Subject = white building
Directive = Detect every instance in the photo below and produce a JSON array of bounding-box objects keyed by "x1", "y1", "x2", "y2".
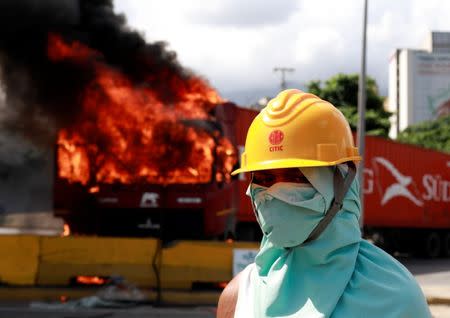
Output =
[{"x1": 388, "y1": 31, "x2": 450, "y2": 138}]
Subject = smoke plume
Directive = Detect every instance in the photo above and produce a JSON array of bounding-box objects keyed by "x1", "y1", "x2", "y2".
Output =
[{"x1": 0, "y1": 0, "x2": 190, "y2": 144}]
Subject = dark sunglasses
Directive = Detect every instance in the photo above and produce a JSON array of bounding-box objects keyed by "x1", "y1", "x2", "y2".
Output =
[{"x1": 252, "y1": 168, "x2": 310, "y2": 188}]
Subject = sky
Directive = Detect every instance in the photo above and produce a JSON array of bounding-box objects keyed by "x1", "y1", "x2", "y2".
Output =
[{"x1": 114, "y1": 0, "x2": 450, "y2": 105}]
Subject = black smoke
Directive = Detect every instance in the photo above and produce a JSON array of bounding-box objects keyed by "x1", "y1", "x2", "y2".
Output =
[{"x1": 0, "y1": 0, "x2": 188, "y2": 144}]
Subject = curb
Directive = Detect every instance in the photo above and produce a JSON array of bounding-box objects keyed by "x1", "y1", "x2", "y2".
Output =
[
  {"x1": 427, "y1": 297, "x2": 450, "y2": 306},
  {"x1": 422, "y1": 287, "x2": 450, "y2": 306}
]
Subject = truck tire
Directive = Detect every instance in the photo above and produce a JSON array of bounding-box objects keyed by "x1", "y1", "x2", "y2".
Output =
[
  {"x1": 418, "y1": 231, "x2": 441, "y2": 259},
  {"x1": 442, "y1": 232, "x2": 450, "y2": 258}
]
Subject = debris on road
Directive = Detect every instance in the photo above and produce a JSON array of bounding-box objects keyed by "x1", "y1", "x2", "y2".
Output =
[{"x1": 30, "y1": 276, "x2": 147, "y2": 310}]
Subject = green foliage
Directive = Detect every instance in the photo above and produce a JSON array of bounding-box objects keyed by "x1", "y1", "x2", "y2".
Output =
[
  {"x1": 306, "y1": 73, "x2": 391, "y2": 137},
  {"x1": 397, "y1": 115, "x2": 450, "y2": 153}
]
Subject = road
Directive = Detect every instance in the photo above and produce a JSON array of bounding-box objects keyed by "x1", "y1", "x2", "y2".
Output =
[
  {"x1": 401, "y1": 257, "x2": 450, "y2": 317},
  {"x1": 0, "y1": 301, "x2": 448, "y2": 317},
  {"x1": 0, "y1": 257, "x2": 449, "y2": 317},
  {"x1": 430, "y1": 305, "x2": 450, "y2": 317},
  {"x1": 0, "y1": 302, "x2": 448, "y2": 318},
  {"x1": 400, "y1": 256, "x2": 450, "y2": 303},
  {"x1": 0, "y1": 304, "x2": 216, "y2": 318}
]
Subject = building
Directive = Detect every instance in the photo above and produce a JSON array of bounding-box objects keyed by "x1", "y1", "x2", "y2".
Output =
[{"x1": 388, "y1": 31, "x2": 450, "y2": 138}]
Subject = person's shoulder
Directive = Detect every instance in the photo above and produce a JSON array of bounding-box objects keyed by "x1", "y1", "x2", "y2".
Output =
[{"x1": 217, "y1": 269, "x2": 245, "y2": 318}]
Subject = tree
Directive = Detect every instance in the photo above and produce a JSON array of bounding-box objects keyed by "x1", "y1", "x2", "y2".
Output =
[
  {"x1": 306, "y1": 73, "x2": 391, "y2": 137},
  {"x1": 397, "y1": 115, "x2": 450, "y2": 153}
]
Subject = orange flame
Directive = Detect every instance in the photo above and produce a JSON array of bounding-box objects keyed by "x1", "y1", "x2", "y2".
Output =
[
  {"x1": 48, "y1": 34, "x2": 236, "y2": 185},
  {"x1": 62, "y1": 223, "x2": 71, "y2": 237},
  {"x1": 76, "y1": 276, "x2": 107, "y2": 285},
  {"x1": 89, "y1": 186, "x2": 100, "y2": 193},
  {"x1": 48, "y1": 33, "x2": 100, "y2": 62}
]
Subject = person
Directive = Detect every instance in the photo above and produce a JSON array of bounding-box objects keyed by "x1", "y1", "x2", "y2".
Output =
[{"x1": 217, "y1": 89, "x2": 431, "y2": 318}]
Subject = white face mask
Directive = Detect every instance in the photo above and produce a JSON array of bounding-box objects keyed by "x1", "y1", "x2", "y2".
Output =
[{"x1": 248, "y1": 182, "x2": 328, "y2": 248}]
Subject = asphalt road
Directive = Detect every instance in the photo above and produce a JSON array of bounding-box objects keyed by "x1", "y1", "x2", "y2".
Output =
[
  {"x1": 0, "y1": 301, "x2": 449, "y2": 317},
  {"x1": 401, "y1": 257, "x2": 450, "y2": 284},
  {"x1": 400, "y1": 256, "x2": 450, "y2": 303},
  {"x1": 0, "y1": 304, "x2": 216, "y2": 318},
  {"x1": 1, "y1": 303, "x2": 449, "y2": 318},
  {"x1": 430, "y1": 305, "x2": 450, "y2": 317},
  {"x1": 0, "y1": 257, "x2": 449, "y2": 317}
]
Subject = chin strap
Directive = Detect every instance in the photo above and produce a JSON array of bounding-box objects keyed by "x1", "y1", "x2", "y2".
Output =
[
  {"x1": 249, "y1": 173, "x2": 263, "y2": 230},
  {"x1": 302, "y1": 161, "x2": 357, "y2": 244}
]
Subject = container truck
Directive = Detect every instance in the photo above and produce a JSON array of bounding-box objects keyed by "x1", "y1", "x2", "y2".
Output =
[{"x1": 54, "y1": 103, "x2": 450, "y2": 257}]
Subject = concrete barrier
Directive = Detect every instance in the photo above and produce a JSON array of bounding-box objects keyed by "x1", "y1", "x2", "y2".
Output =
[
  {"x1": 0, "y1": 235, "x2": 40, "y2": 285},
  {"x1": 161, "y1": 240, "x2": 258, "y2": 289},
  {"x1": 0, "y1": 235, "x2": 259, "y2": 292},
  {"x1": 37, "y1": 236, "x2": 158, "y2": 287},
  {"x1": 0, "y1": 235, "x2": 448, "y2": 306}
]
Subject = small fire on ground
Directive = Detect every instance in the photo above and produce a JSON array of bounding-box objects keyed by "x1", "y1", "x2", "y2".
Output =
[{"x1": 75, "y1": 276, "x2": 108, "y2": 286}]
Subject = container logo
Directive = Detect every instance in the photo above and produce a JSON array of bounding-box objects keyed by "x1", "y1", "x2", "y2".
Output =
[
  {"x1": 140, "y1": 192, "x2": 160, "y2": 208},
  {"x1": 269, "y1": 130, "x2": 284, "y2": 145},
  {"x1": 365, "y1": 156, "x2": 449, "y2": 204},
  {"x1": 372, "y1": 157, "x2": 424, "y2": 206}
]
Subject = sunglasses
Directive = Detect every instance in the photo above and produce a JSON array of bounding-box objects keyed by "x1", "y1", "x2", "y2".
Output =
[{"x1": 252, "y1": 168, "x2": 310, "y2": 188}]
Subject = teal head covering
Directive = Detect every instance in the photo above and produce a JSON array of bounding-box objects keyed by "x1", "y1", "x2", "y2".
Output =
[{"x1": 242, "y1": 165, "x2": 431, "y2": 318}]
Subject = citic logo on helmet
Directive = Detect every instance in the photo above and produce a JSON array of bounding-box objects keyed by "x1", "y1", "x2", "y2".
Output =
[{"x1": 269, "y1": 130, "x2": 284, "y2": 152}]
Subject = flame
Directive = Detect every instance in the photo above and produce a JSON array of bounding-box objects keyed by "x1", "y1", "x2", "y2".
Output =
[
  {"x1": 49, "y1": 34, "x2": 236, "y2": 185},
  {"x1": 62, "y1": 223, "x2": 71, "y2": 237},
  {"x1": 76, "y1": 276, "x2": 107, "y2": 285},
  {"x1": 89, "y1": 186, "x2": 100, "y2": 193},
  {"x1": 48, "y1": 33, "x2": 100, "y2": 62},
  {"x1": 215, "y1": 138, "x2": 237, "y2": 183}
]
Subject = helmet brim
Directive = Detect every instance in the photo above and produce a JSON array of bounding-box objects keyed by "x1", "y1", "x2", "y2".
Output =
[{"x1": 230, "y1": 156, "x2": 362, "y2": 175}]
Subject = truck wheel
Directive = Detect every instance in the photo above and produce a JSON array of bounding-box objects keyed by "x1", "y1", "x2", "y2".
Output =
[
  {"x1": 420, "y1": 232, "x2": 441, "y2": 259},
  {"x1": 442, "y1": 233, "x2": 450, "y2": 258}
]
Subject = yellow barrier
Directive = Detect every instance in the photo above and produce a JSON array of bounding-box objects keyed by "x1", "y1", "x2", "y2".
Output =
[
  {"x1": 0, "y1": 235, "x2": 259, "y2": 292},
  {"x1": 161, "y1": 240, "x2": 259, "y2": 289},
  {"x1": 37, "y1": 236, "x2": 158, "y2": 287},
  {"x1": 0, "y1": 235, "x2": 40, "y2": 285}
]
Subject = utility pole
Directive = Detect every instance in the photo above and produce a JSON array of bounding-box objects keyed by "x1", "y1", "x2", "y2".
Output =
[
  {"x1": 273, "y1": 67, "x2": 295, "y2": 91},
  {"x1": 357, "y1": 0, "x2": 368, "y2": 231}
]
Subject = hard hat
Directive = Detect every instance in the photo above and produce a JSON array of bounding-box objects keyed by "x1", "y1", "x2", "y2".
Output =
[{"x1": 231, "y1": 89, "x2": 361, "y2": 175}]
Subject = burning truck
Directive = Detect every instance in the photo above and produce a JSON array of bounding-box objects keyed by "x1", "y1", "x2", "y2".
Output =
[
  {"x1": 47, "y1": 29, "x2": 450, "y2": 258},
  {"x1": 48, "y1": 35, "x2": 239, "y2": 240},
  {"x1": 0, "y1": 0, "x2": 241, "y2": 240}
]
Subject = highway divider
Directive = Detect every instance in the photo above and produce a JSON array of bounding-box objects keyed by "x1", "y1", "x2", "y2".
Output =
[{"x1": 0, "y1": 235, "x2": 259, "y2": 290}]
